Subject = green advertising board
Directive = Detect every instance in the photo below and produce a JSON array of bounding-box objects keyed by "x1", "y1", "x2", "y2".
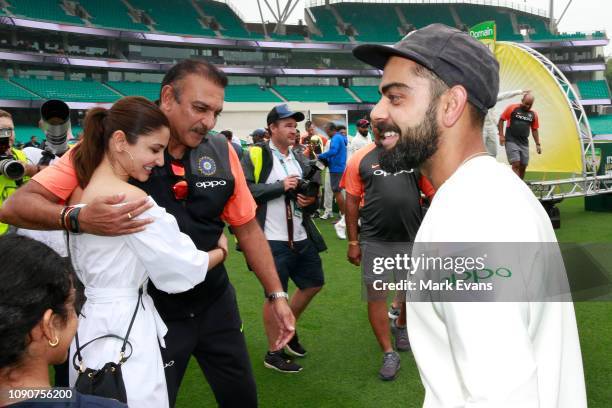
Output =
[{"x1": 469, "y1": 21, "x2": 496, "y2": 53}]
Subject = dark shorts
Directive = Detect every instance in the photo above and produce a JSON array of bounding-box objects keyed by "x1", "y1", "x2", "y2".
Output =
[
  {"x1": 329, "y1": 172, "x2": 343, "y2": 193},
  {"x1": 505, "y1": 140, "x2": 529, "y2": 166},
  {"x1": 361, "y1": 242, "x2": 410, "y2": 302},
  {"x1": 268, "y1": 239, "x2": 324, "y2": 292}
]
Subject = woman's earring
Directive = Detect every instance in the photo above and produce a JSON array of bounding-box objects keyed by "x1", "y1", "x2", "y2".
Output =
[
  {"x1": 121, "y1": 149, "x2": 136, "y2": 172},
  {"x1": 124, "y1": 149, "x2": 135, "y2": 163},
  {"x1": 48, "y1": 337, "x2": 60, "y2": 347}
]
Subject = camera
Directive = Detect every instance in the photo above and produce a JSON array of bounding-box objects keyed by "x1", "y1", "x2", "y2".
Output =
[
  {"x1": 286, "y1": 159, "x2": 326, "y2": 201},
  {"x1": 0, "y1": 131, "x2": 25, "y2": 180},
  {"x1": 40, "y1": 99, "x2": 70, "y2": 156}
]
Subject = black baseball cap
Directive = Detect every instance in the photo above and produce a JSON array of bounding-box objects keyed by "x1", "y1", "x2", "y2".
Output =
[
  {"x1": 353, "y1": 23, "x2": 499, "y2": 113},
  {"x1": 266, "y1": 104, "x2": 305, "y2": 126}
]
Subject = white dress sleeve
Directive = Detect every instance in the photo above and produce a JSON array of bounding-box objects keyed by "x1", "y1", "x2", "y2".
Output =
[{"x1": 123, "y1": 199, "x2": 209, "y2": 294}]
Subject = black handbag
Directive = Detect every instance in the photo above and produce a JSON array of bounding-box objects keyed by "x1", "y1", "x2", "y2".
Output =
[{"x1": 71, "y1": 287, "x2": 142, "y2": 403}]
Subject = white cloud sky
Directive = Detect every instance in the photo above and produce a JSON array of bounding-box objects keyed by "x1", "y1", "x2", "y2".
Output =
[{"x1": 231, "y1": 0, "x2": 611, "y2": 55}]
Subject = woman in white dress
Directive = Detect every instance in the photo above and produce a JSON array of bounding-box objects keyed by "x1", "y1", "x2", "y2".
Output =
[{"x1": 65, "y1": 97, "x2": 228, "y2": 407}]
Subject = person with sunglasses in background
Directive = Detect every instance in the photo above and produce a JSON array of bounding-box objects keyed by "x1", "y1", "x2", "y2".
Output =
[{"x1": 0, "y1": 60, "x2": 294, "y2": 408}]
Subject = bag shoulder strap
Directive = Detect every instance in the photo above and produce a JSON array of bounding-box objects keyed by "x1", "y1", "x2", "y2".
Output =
[
  {"x1": 73, "y1": 285, "x2": 143, "y2": 371},
  {"x1": 72, "y1": 334, "x2": 132, "y2": 371}
]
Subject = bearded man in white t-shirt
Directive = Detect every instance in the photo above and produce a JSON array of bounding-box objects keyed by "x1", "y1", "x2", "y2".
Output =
[{"x1": 353, "y1": 23, "x2": 587, "y2": 408}]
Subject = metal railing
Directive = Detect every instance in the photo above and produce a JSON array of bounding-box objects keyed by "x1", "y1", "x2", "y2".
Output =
[{"x1": 306, "y1": 0, "x2": 547, "y2": 18}]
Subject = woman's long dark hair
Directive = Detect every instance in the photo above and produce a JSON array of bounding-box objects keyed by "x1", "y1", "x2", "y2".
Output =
[
  {"x1": 0, "y1": 235, "x2": 74, "y2": 371},
  {"x1": 71, "y1": 96, "x2": 169, "y2": 188}
]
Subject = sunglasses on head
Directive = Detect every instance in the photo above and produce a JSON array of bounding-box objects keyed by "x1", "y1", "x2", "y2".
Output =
[{"x1": 170, "y1": 159, "x2": 188, "y2": 201}]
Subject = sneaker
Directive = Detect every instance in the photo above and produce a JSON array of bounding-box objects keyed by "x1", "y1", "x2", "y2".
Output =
[
  {"x1": 391, "y1": 320, "x2": 411, "y2": 352},
  {"x1": 285, "y1": 332, "x2": 307, "y2": 357},
  {"x1": 334, "y1": 221, "x2": 346, "y2": 239},
  {"x1": 379, "y1": 351, "x2": 400, "y2": 381},
  {"x1": 264, "y1": 351, "x2": 303, "y2": 373},
  {"x1": 319, "y1": 211, "x2": 332, "y2": 220},
  {"x1": 388, "y1": 305, "x2": 400, "y2": 320}
]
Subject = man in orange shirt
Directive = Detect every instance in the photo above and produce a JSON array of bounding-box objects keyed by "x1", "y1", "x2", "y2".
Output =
[
  {"x1": 0, "y1": 60, "x2": 294, "y2": 408},
  {"x1": 341, "y1": 127, "x2": 434, "y2": 381},
  {"x1": 498, "y1": 93, "x2": 541, "y2": 179}
]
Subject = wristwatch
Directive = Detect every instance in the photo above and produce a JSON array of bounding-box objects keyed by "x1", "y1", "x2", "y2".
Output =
[{"x1": 267, "y1": 291, "x2": 289, "y2": 302}]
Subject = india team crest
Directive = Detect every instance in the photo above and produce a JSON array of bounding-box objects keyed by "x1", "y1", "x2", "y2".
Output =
[{"x1": 197, "y1": 156, "x2": 217, "y2": 176}]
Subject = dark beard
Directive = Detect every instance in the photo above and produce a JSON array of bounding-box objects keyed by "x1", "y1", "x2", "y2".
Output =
[{"x1": 378, "y1": 101, "x2": 440, "y2": 173}]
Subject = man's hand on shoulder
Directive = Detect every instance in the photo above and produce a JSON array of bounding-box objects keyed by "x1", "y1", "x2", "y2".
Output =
[{"x1": 79, "y1": 193, "x2": 153, "y2": 236}]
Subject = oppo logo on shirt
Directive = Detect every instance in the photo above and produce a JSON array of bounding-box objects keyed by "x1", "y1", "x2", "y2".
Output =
[
  {"x1": 195, "y1": 180, "x2": 227, "y2": 189},
  {"x1": 373, "y1": 169, "x2": 414, "y2": 177},
  {"x1": 514, "y1": 113, "x2": 533, "y2": 122}
]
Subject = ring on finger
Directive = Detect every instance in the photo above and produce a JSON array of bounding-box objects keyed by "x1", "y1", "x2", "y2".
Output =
[{"x1": 127, "y1": 212, "x2": 132, "y2": 220}]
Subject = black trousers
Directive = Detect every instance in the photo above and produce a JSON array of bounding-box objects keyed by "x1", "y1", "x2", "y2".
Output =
[{"x1": 161, "y1": 284, "x2": 257, "y2": 407}]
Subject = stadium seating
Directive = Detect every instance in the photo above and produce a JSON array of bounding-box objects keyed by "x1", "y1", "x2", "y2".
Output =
[
  {"x1": 78, "y1": 0, "x2": 148, "y2": 31},
  {"x1": 577, "y1": 80, "x2": 611, "y2": 100},
  {"x1": 309, "y1": 6, "x2": 349, "y2": 42},
  {"x1": 225, "y1": 85, "x2": 283, "y2": 103},
  {"x1": 588, "y1": 115, "x2": 612, "y2": 136},
  {"x1": 274, "y1": 85, "x2": 356, "y2": 103},
  {"x1": 106, "y1": 81, "x2": 161, "y2": 101},
  {"x1": 0, "y1": 78, "x2": 40, "y2": 100},
  {"x1": 108, "y1": 81, "x2": 282, "y2": 103},
  {"x1": 11, "y1": 77, "x2": 121, "y2": 102},
  {"x1": 4, "y1": 0, "x2": 599, "y2": 47},
  {"x1": 197, "y1": 0, "x2": 253, "y2": 39},
  {"x1": 333, "y1": 3, "x2": 402, "y2": 43},
  {"x1": 8, "y1": 0, "x2": 83, "y2": 25},
  {"x1": 454, "y1": 4, "x2": 523, "y2": 41},
  {"x1": 269, "y1": 33, "x2": 308, "y2": 42},
  {"x1": 398, "y1": 4, "x2": 455, "y2": 30},
  {"x1": 514, "y1": 12, "x2": 558, "y2": 40},
  {"x1": 592, "y1": 31, "x2": 607, "y2": 39},
  {"x1": 350, "y1": 86, "x2": 379, "y2": 103},
  {"x1": 129, "y1": 0, "x2": 215, "y2": 36}
]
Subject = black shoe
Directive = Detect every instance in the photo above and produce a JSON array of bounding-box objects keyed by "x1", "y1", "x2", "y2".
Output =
[
  {"x1": 264, "y1": 351, "x2": 303, "y2": 373},
  {"x1": 285, "y1": 332, "x2": 307, "y2": 357}
]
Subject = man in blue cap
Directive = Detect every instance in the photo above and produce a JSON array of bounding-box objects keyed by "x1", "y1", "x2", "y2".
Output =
[
  {"x1": 242, "y1": 104, "x2": 325, "y2": 373},
  {"x1": 353, "y1": 23, "x2": 586, "y2": 408}
]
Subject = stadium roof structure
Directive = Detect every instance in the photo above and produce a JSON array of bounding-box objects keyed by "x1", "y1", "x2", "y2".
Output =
[
  {"x1": 0, "y1": 0, "x2": 606, "y2": 48},
  {"x1": 306, "y1": 0, "x2": 548, "y2": 18}
]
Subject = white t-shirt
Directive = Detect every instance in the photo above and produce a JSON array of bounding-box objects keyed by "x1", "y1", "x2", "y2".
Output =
[
  {"x1": 407, "y1": 156, "x2": 586, "y2": 408},
  {"x1": 348, "y1": 132, "x2": 372, "y2": 159},
  {"x1": 263, "y1": 144, "x2": 308, "y2": 242}
]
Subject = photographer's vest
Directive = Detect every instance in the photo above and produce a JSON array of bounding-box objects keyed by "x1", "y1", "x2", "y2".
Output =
[
  {"x1": 0, "y1": 148, "x2": 29, "y2": 235},
  {"x1": 249, "y1": 146, "x2": 265, "y2": 183}
]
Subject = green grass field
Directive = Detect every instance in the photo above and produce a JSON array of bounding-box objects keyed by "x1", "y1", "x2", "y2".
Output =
[{"x1": 175, "y1": 197, "x2": 612, "y2": 408}]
